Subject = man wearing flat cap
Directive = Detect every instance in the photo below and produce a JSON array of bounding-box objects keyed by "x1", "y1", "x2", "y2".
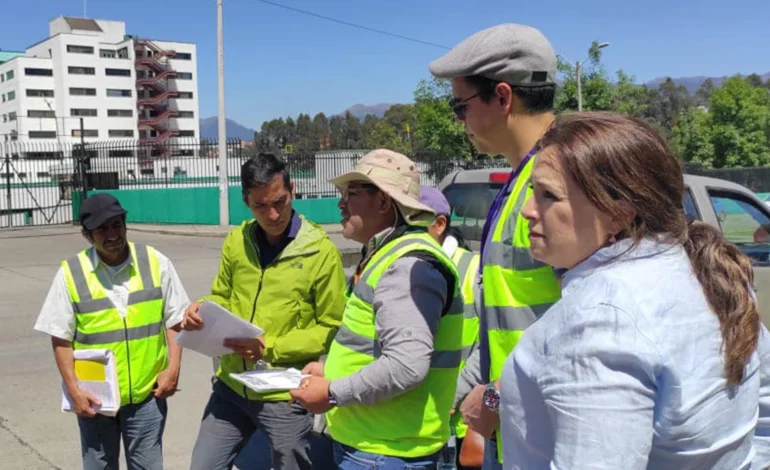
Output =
[
  {"x1": 34, "y1": 193, "x2": 190, "y2": 470},
  {"x1": 429, "y1": 24, "x2": 563, "y2": 468},
  {"x1": 291, "y1": 149, "x2": 465, "y2": 469}
]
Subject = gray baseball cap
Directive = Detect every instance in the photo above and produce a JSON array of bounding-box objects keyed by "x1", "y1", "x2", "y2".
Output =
[{"x1": 429, "y1": 23, "x2": 557, "y2": 87}]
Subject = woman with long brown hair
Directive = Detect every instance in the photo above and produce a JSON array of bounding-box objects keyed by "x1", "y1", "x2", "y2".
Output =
[{"x1": 498, "y1": 112, "x2": 770, "y2": 469}]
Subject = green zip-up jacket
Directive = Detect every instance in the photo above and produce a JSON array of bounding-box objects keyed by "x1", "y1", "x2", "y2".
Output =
[{"x1": 202, "y1": 216, "x2": 346, "y2": 401}]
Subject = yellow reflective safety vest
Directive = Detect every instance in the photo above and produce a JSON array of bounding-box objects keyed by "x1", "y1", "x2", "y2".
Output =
[
  {"x1": 482, "y1": 154, "x2": 561, "y2": 461},
  {"x1": 324, "y1": 231, "x2": 464, "y2": 458},
  {"x1": 62, "y1": 242, "x2": 168, "y2": 407},
  {"x1": 449, "y1": 246, "x2": 480, "y2": 439}
]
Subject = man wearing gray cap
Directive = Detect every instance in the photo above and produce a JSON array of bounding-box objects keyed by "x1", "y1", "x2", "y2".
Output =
[{"x1": 429, "y1": 24, "x2": 563, "y2": 468}]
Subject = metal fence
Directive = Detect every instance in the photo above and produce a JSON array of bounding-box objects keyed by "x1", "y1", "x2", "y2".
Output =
[
  {"x1": 5, "y1": 138, "x2": 769, "y2": 229},
  {"x1": 1, "y1": 138, "x2": 508, "y2": 228}
]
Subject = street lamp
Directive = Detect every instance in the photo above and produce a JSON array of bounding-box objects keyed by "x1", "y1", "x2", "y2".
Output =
[{"x1": 574, "y1": 41, "x2": 610, "y2": 112}]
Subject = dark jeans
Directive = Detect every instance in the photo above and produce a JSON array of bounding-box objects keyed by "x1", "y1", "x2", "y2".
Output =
[
  {"x1": 190, "y1": 379, "x2": 313, "y2": 470},
  {"x1": 77, "y1": 395, "x2": 167, "y2": 470},
  {"x1": 333, "y1": 441, "x2": 439, "y2": 470}
]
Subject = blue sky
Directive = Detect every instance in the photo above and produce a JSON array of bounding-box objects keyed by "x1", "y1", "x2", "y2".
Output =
[{"x1": 3, "y1": 0, "x2": 767, "y2": 130}]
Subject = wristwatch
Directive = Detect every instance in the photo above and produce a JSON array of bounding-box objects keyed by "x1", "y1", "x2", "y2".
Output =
[{"x1": 482, "y1": 383, "x2": 500, "y2": 413}]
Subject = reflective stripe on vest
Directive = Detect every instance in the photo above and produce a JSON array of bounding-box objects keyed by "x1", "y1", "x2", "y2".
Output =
[
  {"x1": 324, "y1": 231, "x2": 464, "y2": 458},
  {"x1": 62, "y1": 242, "x2": 167, "y2": 406},
  {"x1": 481, "y1": 154, "x2": 562, "y2": 462},
  {"x1": 450, "y1": 247, "x2": 481, "y2": 439}
]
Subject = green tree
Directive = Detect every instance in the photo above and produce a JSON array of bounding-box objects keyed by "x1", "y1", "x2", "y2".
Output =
[
  {"x1": 709, "y1": 76, "x2": 770, "y2": 167},
  {"x1": 312, "y1": 112, "x2": 330, "y2": 149},
  {"x1": 342, "y1": 112, "x2": 363, "y2": 148},
  {"x1": 412, "y1": 77, "x2": 472, "y2": 159},
  {"x1": 670, "y1": 107, "x2": 714, "y2": 166},
  {"x1": 329, "y1": 115, "x2": 345, "y2": 149}
]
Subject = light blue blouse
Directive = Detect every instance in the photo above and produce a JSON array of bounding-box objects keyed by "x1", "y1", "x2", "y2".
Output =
[{"x1": 500, "y1": 238, "x2": 770, "y2": 469}]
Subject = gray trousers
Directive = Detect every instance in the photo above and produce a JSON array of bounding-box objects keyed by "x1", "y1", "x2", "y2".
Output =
[
  {"x1": 190, "y1": 379, "x2": 313, "y2": 470},
  {"x1": 78, "y1": 395, "x2": 167, "y2": 470}
]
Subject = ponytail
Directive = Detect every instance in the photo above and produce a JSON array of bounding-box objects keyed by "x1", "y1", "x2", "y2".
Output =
[{"x1": 684, "y1": 221, "x2": 760, "y2": 385}]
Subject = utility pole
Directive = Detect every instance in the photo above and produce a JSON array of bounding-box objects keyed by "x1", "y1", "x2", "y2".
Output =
[
  {"x1": 3, "y1": 142, "x2": 11, "y2": 228},
  {"x1": 216, "y1": 0, "x2": 229, "y2": 227},
  {"x1": 79, "y1": 117, "x2": 88, "y2": 200},
  {"x1": 576, "y1": 61, "x2": 583, "y2": 112}
]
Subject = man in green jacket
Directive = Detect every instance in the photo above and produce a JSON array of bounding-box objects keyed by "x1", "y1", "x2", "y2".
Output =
[{"x1": 182, "y1": 152, "x2": 347, "y2": 470}]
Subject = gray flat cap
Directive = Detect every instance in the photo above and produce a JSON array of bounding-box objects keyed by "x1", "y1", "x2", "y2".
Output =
[{"x1": 429, "y1": 23, "x2": 557, "y2": 87}]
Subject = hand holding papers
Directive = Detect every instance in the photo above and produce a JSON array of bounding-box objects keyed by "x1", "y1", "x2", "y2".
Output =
[
  {"x1": 62, "y1": 349, "x2": 120, "y2": 417},
  {"x1": 176, "y1": 301, "x2": 264, "y2": 358},
  {"x1": 230, "y1": 368, "x2": 310, "y2": 393}
]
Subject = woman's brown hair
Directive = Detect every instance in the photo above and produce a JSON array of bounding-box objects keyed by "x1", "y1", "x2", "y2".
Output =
[{"x1": 538, "y1": 111, "x2": 759, "y2": 385}]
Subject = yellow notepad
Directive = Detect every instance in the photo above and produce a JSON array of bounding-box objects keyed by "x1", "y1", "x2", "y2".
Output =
[{"x1": 74, "y1": 359, "x2": 107, "y2": 382}]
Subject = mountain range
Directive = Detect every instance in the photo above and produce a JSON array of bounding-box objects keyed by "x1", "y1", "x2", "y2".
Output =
[{"x1": 199, "y1": 71, "x2": 770, "y2": 140}]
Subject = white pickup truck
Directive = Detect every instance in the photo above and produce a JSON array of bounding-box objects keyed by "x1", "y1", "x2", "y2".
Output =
[{"x1": 437, "y1": 170, "x2": 770, "y2": 326}]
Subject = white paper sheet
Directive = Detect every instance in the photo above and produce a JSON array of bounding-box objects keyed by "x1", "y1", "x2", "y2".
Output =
[
  {"x1": 61, "y1": 349, "x2": 120, "y2": 417},
  {"x1": 176, "y1": 301, "x2": 264, "y2": 357},
  {"x1": 230, "y1": 368, "x2": 309, "y2": 393}
]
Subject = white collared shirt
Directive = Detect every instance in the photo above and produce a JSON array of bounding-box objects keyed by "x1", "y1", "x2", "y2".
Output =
[
  {"x1": 33, "y1": 246, "x2": 190, "y2": 342},
  {"x1": 441, "y1": 234, "x2": 459, "y2": 258}
]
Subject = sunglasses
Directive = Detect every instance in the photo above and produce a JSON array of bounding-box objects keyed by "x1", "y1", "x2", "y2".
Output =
[{"x1": 449, "y1": 92, "x2": 480, "y2": 119}]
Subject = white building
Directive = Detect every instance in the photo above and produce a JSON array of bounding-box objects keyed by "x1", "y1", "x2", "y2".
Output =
[{"x1": 0, "y1": 16, "x2": 199, "y2": 160}]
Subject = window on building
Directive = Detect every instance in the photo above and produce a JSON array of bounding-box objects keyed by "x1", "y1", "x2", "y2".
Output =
[
  {"x1": 107, "y1": 109, "x2": 133, "y2": 117},
  {"x1": 117, "y1": 47, "x2": 129, "y2": 59},
  {"x1": 28, "y1": 110, "x2": 55, "y2": 118},
  {"x1": 8, "y1": 112, "x2": 16, "y2": 121},
  {"x1": 72, "y1": 129, "x2": 99, "y2": 137},
  {"x1": 176, "y1": 72, "x2": 193, "y2": 80},
  {"x1": 177, "y1": 111, "x2": 195, "y2": 118},
  {"x1": 5, "y1": 70, "x2": 14, "y2": 80},
  {"x1": 106, "y1": 89, "x2": 132, "y2": 98},
  {"x1": 176, "y1": 92, "x2": 194, "y2": 99},
  {"x1": 27, "y1": 89, "x2": 54, "y2": 98},
  {"x1": 174, "y1": 53, "x2": 192, "y2": 60},
  {"x1": 108, "y1": 150, "x2": 133, "y2": 158},
  {"x1": 29, "y1": 131, "x2": 57, "y2": 139},
  {"x1": 25, "y1": 68, "x2": 53, "y2": 76},
  {"x1": 70, "y1": 87, "x2": 96, "y2": 96},
  {"x1": 177, "y1": 130, "x2": 195, "y2": 137},
  {"x1": 105, "y1": 68, "x2": 131, "y2": 77},
  {"x1": 108, "y1": 130, "x2": 134, "y2": 138},
  {"x1": 7, "y1": 91, "x2": 15, "y2": 101},
  {"x1": 71, "y1": 108, "x2": 98, "y2": 117},
  {"x1": 100, "y1": 49, "x2": 117, "y2": 58},
  {"x1": 68, "y1": 66, "x2": 95, "y2": 75},
  {"x1": 67, "y1": 45, "x2": 94, "y2": 54}
]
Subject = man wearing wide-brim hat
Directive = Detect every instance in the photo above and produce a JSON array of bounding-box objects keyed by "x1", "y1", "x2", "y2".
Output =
[{"x1": 291, "y1": 149, "x2": 465, "y2": 468}]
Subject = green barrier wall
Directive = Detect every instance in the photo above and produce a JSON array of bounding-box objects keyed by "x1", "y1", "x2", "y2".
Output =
[{"x1": 72, "y1": 187, "x2": 341, "y2": 226}]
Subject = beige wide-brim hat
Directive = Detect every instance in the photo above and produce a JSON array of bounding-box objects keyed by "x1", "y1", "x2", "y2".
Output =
[{"x1": 329, "y1": 149, "x2": 436, "y2": 226}]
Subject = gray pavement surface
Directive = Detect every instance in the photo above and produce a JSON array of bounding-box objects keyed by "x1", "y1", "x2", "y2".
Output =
[{"x1": 0, "y1": 224, "x2": 359, "y2": 470}]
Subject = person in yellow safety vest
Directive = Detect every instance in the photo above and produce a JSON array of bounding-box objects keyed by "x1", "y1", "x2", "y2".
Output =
[
  {"x1": 34, "y1": 193, "x2": 191, "y2": 470},
  {"x1": 429, "y1": 24, "x2": 563, "y2": 468},
  {"x1": 290, "y1": 149, "x2": 464, "y2": 470},
  {"x1": 420, "y1": 186, "x2": 483, "y2": 470}
]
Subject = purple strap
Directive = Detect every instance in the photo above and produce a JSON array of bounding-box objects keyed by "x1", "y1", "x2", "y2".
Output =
[{"x1": 479, "y1": 146, "x2": 539, "y2": 272}]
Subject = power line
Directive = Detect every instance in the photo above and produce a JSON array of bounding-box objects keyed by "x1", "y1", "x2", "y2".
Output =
[{"x1": 251, "y1": 0, "x2": 450, "y2": 50}]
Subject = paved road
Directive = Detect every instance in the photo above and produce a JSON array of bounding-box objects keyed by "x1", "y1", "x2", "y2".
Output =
[{"x1": 0, "y1": 225, "x2": 353, "y2": 470}]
